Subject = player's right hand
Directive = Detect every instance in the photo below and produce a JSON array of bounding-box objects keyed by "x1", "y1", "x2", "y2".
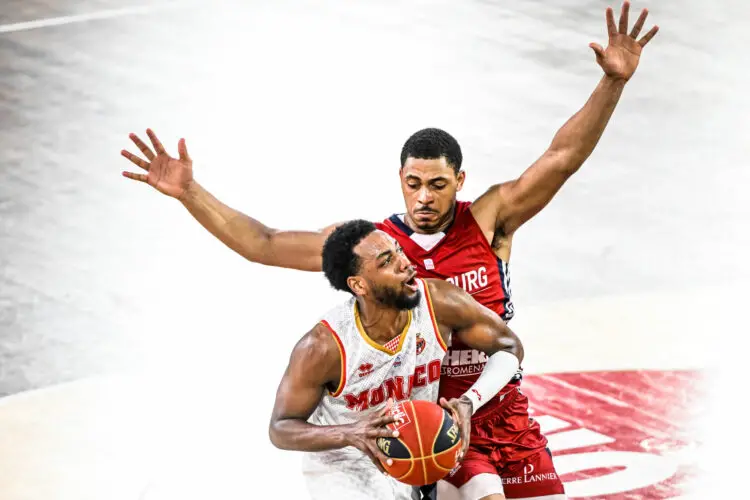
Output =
[
  {"x1": 121, "y1": 129, "x2": 194, "y2": 200},
  {"x1": 343, "y1": 401, "x2": 400, "y2": 475}
]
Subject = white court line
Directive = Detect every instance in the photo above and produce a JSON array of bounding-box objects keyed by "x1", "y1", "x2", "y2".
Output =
[
  {"x1": 0, "y1": 3, "x2": 183, "y2": 34},
  {"x1": 576, "y1": 372, "x2": 692, "y2": 428},
  {"x1": 535, "y1": 374, "x2": 630, "y2": 408}
]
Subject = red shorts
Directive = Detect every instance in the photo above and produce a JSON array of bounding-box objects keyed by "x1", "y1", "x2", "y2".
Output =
[{"x1": 445, "y1": 386, "x2": 566, "y2": 499}]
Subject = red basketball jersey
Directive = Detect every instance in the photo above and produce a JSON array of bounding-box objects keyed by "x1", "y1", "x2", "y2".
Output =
[{"x1": 377, "y1": 201, "x2": 522, "y2": 420}]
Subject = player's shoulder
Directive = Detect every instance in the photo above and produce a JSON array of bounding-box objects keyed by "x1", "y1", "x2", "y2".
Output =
[
  {"x1": 293, "y1": 321, "x2": 343, "y2": 364},
  {"x1": 319, "y1": 296, "x2": 355, "y2": 325},
  {"x1": 375, "y1": 213, "x2": 409, "y2": 238},
  {"x1": 421, "y1": 278, "x2": 480, "y2": 331},
  {"x1": 316, "y1": 296, "x2": 359, "y2": 344},
  {"x1": 285, "y1": 322, "x2": 343, "y2": 387},
  {"x1": 455, "y1": 200, "x2": 473, "y2": 212},
  {"x1": 422, "y1": 278, "x2": 467, "y2": 305},
  {"x1": 452, "y1": 199, "x2": 486, "y2": 233},
  {"x1": 451, "y1": 190, "x2": 510, "y2": 242}
]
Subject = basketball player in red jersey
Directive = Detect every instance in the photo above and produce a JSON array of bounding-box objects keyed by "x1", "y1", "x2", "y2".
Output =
[{"x1": 121, "y1": 4, "x2": 658, "y2": 499}]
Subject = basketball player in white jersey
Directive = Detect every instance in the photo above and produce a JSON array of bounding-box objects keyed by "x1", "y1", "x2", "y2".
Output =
[{"x1": 269, "y1": 220, "x2": 524, "y2": 500}]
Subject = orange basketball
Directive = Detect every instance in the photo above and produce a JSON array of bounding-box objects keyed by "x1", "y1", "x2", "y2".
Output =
[{"x1": 376, "y1": 400, "x2": 463, "y2": 486}]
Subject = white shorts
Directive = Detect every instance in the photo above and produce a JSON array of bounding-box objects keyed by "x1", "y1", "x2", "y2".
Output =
[{"x1": 302, "y1": 449, "x2": 416, "y2": 500}]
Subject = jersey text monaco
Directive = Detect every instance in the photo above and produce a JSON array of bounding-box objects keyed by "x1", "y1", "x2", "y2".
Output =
[{"x1": 308, "y1": 278, "x2": 447, "y2": 428}]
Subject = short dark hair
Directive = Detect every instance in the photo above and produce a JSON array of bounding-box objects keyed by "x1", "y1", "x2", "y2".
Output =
[
  {"x1": 400, "y1": 128, "x2": 463, "y2": 174},
  {"x1": 322, "y1": 219, "x2": 377, "y2": 293}
]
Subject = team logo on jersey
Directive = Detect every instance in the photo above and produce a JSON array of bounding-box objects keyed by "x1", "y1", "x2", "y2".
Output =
[
  {"x1": 394, "y1": 355, "x2": 402, "y2": 367},
  {"x1": 357, "y1": 363, "x2": 374, "y2": 377},
  {"x1": 416, "y1": 333, "x2": 426, "y2": 355}
]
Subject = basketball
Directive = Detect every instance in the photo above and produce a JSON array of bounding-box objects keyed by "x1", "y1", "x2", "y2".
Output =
[{"x1": 376, "y1": 400, "x2": 463, "y2": 486}]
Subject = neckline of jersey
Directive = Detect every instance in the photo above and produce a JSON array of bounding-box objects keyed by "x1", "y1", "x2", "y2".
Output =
[
  {"x1": 387, "y1": 203, "x2": 463, "y2": 256},
  {"x1": 353, "y1": 303, "x2": 412, "y2": 356}
]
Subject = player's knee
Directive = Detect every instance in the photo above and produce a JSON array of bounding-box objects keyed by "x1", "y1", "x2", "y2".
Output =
[{"x1": 457, "y1": 473, "x2": 505, "y2": 500}]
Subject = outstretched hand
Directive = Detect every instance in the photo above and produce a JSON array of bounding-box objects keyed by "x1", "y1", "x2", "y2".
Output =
[
  {"x1": 121, "y1": 129, "x2": 194, "y2": 199},
  {"x1": 590, "y1": 1, "x2": 659, "y2": 81}
]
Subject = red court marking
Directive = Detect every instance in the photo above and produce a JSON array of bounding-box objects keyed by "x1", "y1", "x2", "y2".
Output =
[{"x1": 523, "y1": 370, "x2": 705, "y2": 499}]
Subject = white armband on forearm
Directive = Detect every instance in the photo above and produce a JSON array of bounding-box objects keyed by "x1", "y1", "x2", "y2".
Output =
[{"x1": 462, "y1": 350, "x2": 520, "y2": 414}]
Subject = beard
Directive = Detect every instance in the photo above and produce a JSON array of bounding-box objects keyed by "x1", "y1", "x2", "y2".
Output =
[{"x1": 372, "y1": 284, "x2": 421, "y2": 310}]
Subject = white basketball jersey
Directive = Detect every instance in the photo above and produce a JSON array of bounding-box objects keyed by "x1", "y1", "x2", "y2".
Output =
[
  {"x1": 301, "y1": 278, "x2": 447, "y2": 498},
  {"x1": 309, "y1": 278, "x2": 447, "y2": 427}
]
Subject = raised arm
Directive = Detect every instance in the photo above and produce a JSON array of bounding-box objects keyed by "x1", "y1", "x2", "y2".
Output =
[
  {"x1": 121, "y1": 129, "x2": 337, "y2": 271},
  {"x1": 181, "y1": 182, "x2": 337, "y2": 271},
  {"x1": 268, "y1": 323, "x2": 397, "y2": 469},
  {"x1": 471, "y1": 2, "x2": 659, "y2": 237}
]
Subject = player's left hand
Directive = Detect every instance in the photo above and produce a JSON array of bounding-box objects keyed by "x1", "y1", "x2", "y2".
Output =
[
  {"x1": 590, "y1": 1, "x2": 659, "y2": 81},
  {"x1": 439, "y1": 397, "x2": 472, "y2": 462}
]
